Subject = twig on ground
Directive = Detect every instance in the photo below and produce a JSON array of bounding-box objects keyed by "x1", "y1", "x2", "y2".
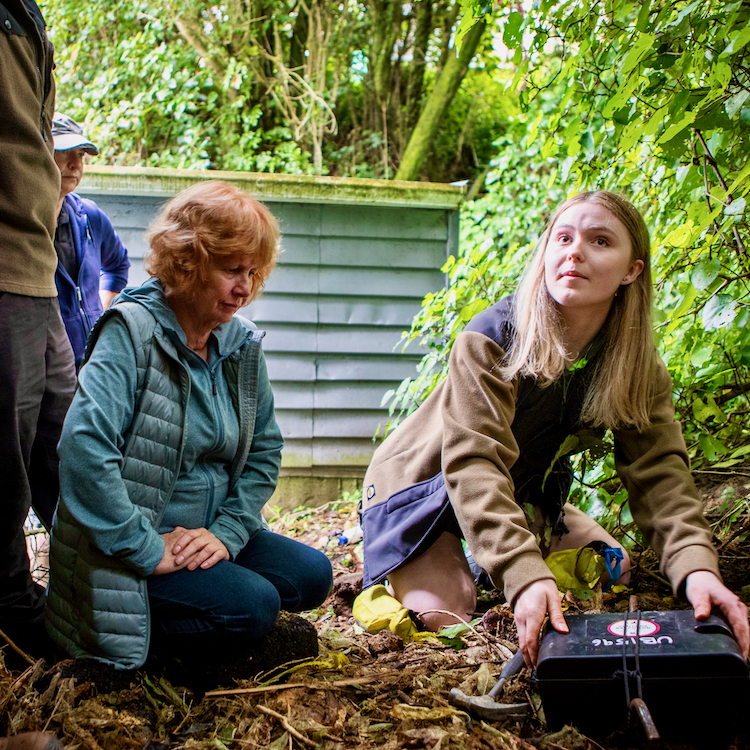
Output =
[
  {"x1": 419, "y1": 609, "x2": 514, "y2": 661},
  {"x1": 204, "y1": 674, "x2": 389, "y2": 698},
  {"x1": 0, "y1": 627, "x2": 35, "y2": 666},
  {"x1": 256, "y1": 704, "x2": 317, "y2": 748},
  {"x1": 42, "y1": 684, "x2": 67, "y2": 733},
  {"x1": 637, "y1": 566, "x2": 671, "y2": 590},
  {"x1": 717, "y1": 518, "x2": 750, "y2": 552}
]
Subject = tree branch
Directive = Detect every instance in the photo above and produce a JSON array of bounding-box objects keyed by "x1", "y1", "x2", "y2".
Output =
[{"x1": 693, "y1": 127, "x2": 748, "y2": 256}]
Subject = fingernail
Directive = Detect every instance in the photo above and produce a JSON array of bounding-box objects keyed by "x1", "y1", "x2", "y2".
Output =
[{"x1": 176, "y1": 556, "x2": 184, "y2": 564}]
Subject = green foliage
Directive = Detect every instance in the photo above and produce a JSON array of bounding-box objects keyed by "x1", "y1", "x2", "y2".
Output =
[
  {"x1": 43, "y1": 0, "x2": 314, "y2": 173},
  {"x1": 383, "y1": 100, "x2": 570, "y2": 424},
  {"x1": 42, "y1": 0, "x2": 505, "y2": 181},
  {"x1": 389, "y1": 0, "x2": 750, "y2": 535}
]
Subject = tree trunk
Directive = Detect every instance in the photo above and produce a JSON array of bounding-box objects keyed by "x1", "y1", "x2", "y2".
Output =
[
  {"x1": 368, "y1": 0, "x2": 403, "y2": 112},
  {"x1": 289, "y1": 0, "x2": 309, "y2": 71},
  {"x1": 395, "y1": 17, "x2": 485, "y2": 181},
  {"x1": 404, "y1": 0, "x2": 432, "y2": 130}
]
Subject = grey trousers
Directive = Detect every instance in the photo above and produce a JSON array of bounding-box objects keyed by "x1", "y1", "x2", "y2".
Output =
[{"x1": 0, "y1": 293, "x2": 75, "y2": 625}]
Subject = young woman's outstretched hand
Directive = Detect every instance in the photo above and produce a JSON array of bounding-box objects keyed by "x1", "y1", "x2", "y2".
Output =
[
  {"x1": 514, "y1": 578, "x2": 569, "y2": 667},
  {"x1": 685, "y1": 570, "x2": 749, "y2": 659}
]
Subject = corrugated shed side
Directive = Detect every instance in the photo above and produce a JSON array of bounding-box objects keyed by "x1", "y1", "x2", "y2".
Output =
[{"x1": 79, "y1": 179, "x2": 457, "y2": 477}]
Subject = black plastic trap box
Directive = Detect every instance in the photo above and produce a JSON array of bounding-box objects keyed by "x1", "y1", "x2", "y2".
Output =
[{"x1": 535, "y1": 610, "x2": 749, "y2": 737}]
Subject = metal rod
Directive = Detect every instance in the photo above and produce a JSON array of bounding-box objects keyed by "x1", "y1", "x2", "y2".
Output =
[
  {"x1": 621, "y1": 610, "x2": 631, "y2": 708},
  {"x1": 630, "y1": 698, "x2": 661, "y2": 741}
]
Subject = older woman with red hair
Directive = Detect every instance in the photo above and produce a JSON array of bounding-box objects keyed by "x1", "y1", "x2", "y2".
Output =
[{"x1": 46, "y1": 181, "x2": 332, "y2": 671}]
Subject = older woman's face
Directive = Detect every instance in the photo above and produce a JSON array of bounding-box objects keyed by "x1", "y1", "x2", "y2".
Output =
[{"x1": 192, "y1": 252, "x2": 258, "y2": 329}]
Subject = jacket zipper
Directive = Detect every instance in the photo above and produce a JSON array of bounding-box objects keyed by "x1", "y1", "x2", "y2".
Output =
[
  {"x1": 203, "y1": 363, "x2": 224, "y2": 526},
  {"x1": 210, "y1": 365, "x2": 225, "y2": 447},
  {"x1": 201, "y1": 463, "x2": 216, "y2": 528}
]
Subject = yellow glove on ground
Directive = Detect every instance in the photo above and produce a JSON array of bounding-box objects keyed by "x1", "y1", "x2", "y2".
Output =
[
  {"x1": 545, "y1": 546, "x2": 607, "y2": 591},
  {"x1": 352, "y1": 584, "x2": 421, "y2": 641}
]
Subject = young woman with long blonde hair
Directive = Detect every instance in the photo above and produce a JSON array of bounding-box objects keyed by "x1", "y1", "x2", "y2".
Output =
[{"x1": 360, "y1": 191, "x2": 749, "y2": 666}]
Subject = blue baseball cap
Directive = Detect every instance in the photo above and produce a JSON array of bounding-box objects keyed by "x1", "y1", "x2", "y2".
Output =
[{"x1": 52, "y1": 113, "x2": 99, "y2": 155}]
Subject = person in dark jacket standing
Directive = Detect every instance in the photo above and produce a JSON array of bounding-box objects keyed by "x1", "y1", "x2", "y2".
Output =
[
  {"x1": 0, "y1": 0, "x2": 76, "y2": 667},
  {"x1": 52, "y1": 113, "x2": 130, "y2": 368}
]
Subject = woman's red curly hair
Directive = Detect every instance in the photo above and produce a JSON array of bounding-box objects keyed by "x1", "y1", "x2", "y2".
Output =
[{"x1": 145, "y1": 180, "x2": 280, "y2": 302}]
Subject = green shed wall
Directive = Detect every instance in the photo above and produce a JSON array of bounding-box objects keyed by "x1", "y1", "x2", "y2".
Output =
[{"x1": 78, "y1": 168, "x2": 462, "y2": 504}]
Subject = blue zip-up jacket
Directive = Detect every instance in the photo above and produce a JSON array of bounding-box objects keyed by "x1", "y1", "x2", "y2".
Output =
[
  {"x1": 46, "y1": 279, "x2": 283, "y2": 668},
  {"x1": 54, "y1": 192, "x2": 130, "y2": 364}
]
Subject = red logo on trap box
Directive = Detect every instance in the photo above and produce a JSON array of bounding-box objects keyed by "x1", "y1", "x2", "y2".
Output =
[{"x1": 606, "y1": 619, "x2": 660, "y2": 637}]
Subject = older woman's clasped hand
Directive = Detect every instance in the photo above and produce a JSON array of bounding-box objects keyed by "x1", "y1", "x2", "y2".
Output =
[{"x1": 154, "y1": 526, "x2": 230, "y2": 575}]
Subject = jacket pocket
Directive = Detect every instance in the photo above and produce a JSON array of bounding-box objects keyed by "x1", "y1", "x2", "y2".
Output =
[{"x1": 361, "y1": 471, "x2": 453, "y2": 587}]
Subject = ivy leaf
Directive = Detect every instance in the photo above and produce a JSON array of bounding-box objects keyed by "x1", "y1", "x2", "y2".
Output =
[
  {"x1": 691, "y1": 258, "x2": 721, "y2": 290},
  {"x1": 702, "y1": 294, "x2": 737, "y2": 330},
  {"x1": 621, "y1": 32, "x2": 656, "y2": 74},
  {"x1": 724, "y1": 197, "x2": 746, "y2": 216},
  {"x1": 726, "y1": 90, "x2": 750, "y2": 119}
]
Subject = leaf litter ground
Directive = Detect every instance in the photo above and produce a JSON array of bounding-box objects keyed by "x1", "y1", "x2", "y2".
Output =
[{"x1": 3, "y1": 481, "x2": 750, "y2": 750}]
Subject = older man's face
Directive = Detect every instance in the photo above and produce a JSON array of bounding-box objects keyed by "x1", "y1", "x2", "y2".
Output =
[{"x1": 54, "y1": 147, "x2": 86, "y2": 199}]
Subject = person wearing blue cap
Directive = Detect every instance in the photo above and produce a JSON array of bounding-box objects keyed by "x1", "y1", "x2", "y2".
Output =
[{"x1": 52, "y1": 113, "x2": 130, "y2": 369}]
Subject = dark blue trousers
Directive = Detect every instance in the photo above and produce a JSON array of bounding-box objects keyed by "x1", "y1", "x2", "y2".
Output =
[{"x1": 147, "y1": 530, "x2": 332, "y2": 654}]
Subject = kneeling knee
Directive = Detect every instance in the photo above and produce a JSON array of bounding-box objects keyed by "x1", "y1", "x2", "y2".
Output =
[{"x1": 300, "y1": 551, "x2": 333, "y2": 610}]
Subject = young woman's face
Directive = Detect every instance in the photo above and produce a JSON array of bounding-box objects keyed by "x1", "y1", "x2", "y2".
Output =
[{"x1": 544, "y1": 201, "x2": 644, "y2": 319}]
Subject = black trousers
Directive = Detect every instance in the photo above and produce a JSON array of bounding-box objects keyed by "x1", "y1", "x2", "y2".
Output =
[{"x1": 0, "y1": 293, "x2": 75, "y2": 626}]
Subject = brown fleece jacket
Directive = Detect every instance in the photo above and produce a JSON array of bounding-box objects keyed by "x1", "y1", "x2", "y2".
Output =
[
  {"x1": 363, "y1": 328, "x2": 719, "y2": 606},
  {"x1": 0, "y1": 0, "x2": 60, "y2": 297}
]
